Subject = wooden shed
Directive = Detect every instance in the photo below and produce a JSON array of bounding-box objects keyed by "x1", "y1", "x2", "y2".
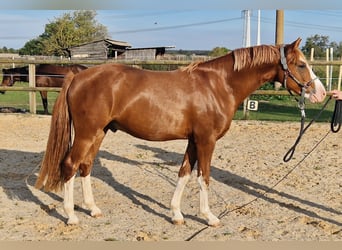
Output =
[
  {"x1": 67, "y1": 38, "x2": 174, "y2": 60},
  {"x1": 67, "y1": 39, "x2": 132, "y2": 60},
  {"x1": 124, "y1": 46, "x2": 174, "y2": 60}
]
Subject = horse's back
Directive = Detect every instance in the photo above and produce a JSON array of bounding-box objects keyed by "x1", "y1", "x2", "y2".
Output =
[{"x1": 37, "y1": 64, "x2": 87, "y2": 75}]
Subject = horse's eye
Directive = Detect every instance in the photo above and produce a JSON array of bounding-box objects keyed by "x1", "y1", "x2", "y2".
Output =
[{"x1": 297, "y1": 63, "x2": 306, "y2": 69}]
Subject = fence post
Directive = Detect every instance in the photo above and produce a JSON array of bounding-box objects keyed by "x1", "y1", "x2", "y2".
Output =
[{"x1": 28, "y1": 64, "x2": 36, "y2": 114}]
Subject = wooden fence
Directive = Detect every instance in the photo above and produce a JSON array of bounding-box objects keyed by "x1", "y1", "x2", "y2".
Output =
[{"x1": 0, "y1": 58, "x2": 340, "y2": 114}]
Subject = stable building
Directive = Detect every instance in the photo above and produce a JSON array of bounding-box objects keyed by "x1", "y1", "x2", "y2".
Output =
[
  {"x1": 67, "y1": 38, "x2": 132, "y2": 60},
  {"x1": 67, "y1": 38, "x2": 173, "y2": 60}
]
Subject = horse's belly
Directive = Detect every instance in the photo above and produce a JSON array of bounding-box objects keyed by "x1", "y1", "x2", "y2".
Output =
[{"x1": 115, "y1": 114, "x2": 190, "y2": 141}]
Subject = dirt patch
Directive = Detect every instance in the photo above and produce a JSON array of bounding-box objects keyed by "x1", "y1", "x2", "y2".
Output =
[{"x1": 0, "y1": 114, "x2": 341, "y2": 241}]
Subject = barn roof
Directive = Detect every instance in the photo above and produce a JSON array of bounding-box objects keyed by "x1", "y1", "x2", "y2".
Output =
[
  {"x1": 69, "y1": 38, "x2": 132, "y2": 49},
  {"x1": 104, "y1": 38, "x2": 132, "y2": 48},
  {"x1": 126, "y1": 46, "x2": 175, "y2": 51}
]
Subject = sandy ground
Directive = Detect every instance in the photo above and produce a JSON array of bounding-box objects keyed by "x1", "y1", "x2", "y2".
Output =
[{"x1": 0, "y1": 113, "x2": 342, "y2": 241}]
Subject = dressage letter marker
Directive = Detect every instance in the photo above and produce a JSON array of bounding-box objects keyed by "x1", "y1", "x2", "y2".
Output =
[{"x1": 247, "y1": 100, "x2": 258, "y2": 111}]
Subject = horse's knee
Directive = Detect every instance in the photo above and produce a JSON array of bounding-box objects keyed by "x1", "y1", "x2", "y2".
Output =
[
  {"x1": 178, "y1": 161, "x2": 191, "y2": 177},
  {"x1": 79, "y1": 162, "x2": 92, "y2": 177},
  {"x1": 61, "y1": 156, "x2": 78, "y2": 182}
]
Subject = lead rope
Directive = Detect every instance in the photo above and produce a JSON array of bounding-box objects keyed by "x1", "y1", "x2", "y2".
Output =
[{"x1": 283, "y1": 95, "x2": 331, "y2": 162}]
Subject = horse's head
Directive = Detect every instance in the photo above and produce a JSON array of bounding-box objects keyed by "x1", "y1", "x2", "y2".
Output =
[
  {"x1": 278, "y1": 38, "x2": 326, "y2": 103},
  {"x1": 1, "y1": 68, "x2": 13, "y2": 94},
  {"x1": 1, "y1": 67, "x2": 28, "y2": 94}
]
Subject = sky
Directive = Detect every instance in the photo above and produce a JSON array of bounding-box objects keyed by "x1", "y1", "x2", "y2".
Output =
[{"x1": 2, "y1": 9, "x2": 342, "y2": 51}]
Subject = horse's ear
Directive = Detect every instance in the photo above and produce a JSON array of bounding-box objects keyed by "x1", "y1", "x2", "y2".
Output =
[{"x1": 291, "y1": 38, "x2": 302, "y2": 49}]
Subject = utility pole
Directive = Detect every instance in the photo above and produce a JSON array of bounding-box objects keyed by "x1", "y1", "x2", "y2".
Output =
[
  {"x1": 275, "y1": 10, "x2": 284, "y2": 45},
  {"x1": 242, "y1": 10, "x2": 251, "y2": 47},
  {"x1": 257, "y1": 10, "x2": 261, "y2": 45},
  {"x1": 242, "y1": 10, "x2": 251, "y2": 119},
  {"x1": 274, "y1": 10, "x2": 284, "y2": 91}
]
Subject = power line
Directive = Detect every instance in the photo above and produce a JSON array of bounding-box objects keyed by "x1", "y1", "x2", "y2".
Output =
[
  {"x1": 251, "y1": 16, "x2": 342, "y2": 33},
  {"x1": 102, "y1": 10, "x2": 191, "y2": 19},
  {"x1": 293, "y1": 10, "x2": 342, "y2": 19},
  {"x1": 110, "y1": 17, "x2": 242, "y2": 34}
]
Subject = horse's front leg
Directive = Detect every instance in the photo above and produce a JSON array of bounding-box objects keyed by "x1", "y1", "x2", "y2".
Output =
[
  {"x1": 196, "y1": 140, "x2": 220, "y2": 227},
  {"x1": 171, "y1": 174, "x2": 191, "y2": 224},
  {"x1": 64, "y1": 175, "x2": 79, "y2": 224},
  {"x1": 198, "y1": 175, "x2": 220, "y2": 227},
  {"x1": 81, "y1": 174, "x2": 102, "y2": 218}
]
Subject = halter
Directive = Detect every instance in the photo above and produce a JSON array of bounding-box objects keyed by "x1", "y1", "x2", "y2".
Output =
[
  {"x1": 279, "y1": 46, "x2": 318, "y2": 118},
  {"x1": 280, "y1": 46, "x2": 317, "y2": 91}
]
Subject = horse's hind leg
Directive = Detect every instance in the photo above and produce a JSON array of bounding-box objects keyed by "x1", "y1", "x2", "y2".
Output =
[
  {"x1": 62, "y1": 129, "x2": 104, "y2": 224},
  {"x1": 81, "y1": 175, "x2": 102, "y2": 218},
  {"x1": 64, "y1": 175, "x2": 79, "y2": 224},
  {"x1": 171, "y1": 139, "x2": 197, "y2": 225},
  {"x1": 79, "y1": 132, "x2": 106, "y2": 218}
]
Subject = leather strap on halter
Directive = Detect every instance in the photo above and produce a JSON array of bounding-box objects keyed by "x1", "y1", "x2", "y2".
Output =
[
  {"x1": 280, "y1": 46, "x2": 317, "y2": 90},
  {"x1": 280, "y1": 45, "x2": 288, "y2": 71},
  {"x1": 280, "y1": 45, "x2": 306, "y2": 118}
]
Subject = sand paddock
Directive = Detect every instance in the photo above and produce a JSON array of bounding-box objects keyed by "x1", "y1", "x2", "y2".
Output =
[{"x1": 0, "y1": 114, "x2": 341, "y2": 241}]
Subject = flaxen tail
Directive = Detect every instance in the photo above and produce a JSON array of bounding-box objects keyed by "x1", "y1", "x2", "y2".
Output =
[{"x1": 35, "y1": 72, "x2": 75, "y2": 192}]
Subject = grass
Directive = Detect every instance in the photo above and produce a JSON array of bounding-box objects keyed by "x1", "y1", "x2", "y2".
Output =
[
  {"x1": 234, "y1": 97, "x2": 335, "y2": 122},
  {"x1": 0, "y1": 81, "x2": 59, "y2": 114},
  {"x1": 0, "y1": 81, "x2": 336, "y2": 122}
]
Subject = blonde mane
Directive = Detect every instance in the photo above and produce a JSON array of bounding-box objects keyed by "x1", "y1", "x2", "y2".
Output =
[
  {"x1": 180, "y1": 61, "x2": 201, "y2": 73},
  {"x1": 233, "y1": 45, "x2": 280, "y2": 71},
  {"x1": 181, "y1": 45, "x2": 283, "y2": 73}
]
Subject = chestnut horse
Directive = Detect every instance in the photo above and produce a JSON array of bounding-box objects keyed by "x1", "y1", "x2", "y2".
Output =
[
  {"x1": 35, "y1": 39, "x2": 326, "y2": 226},
  {"x1": 1, "y1": 64, "x2": 87, "y2": 114}
]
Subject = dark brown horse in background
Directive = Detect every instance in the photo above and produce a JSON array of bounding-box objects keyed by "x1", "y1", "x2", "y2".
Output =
[
  {"x1": 1, "y1": 64, "x2": 87, "y2": 114},
  {"x1": 35, "y1": 39, "x2": 326, "y2": 226}
]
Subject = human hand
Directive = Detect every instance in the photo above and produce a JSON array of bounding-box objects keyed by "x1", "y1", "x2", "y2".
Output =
[{"x1": 331, "y1": 89, "x2": 342, "y2": 100}]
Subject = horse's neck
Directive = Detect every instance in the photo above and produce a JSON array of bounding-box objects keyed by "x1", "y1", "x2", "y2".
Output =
[{"x1": 230, "y1": 64, "x2": 278, "y2": 104}]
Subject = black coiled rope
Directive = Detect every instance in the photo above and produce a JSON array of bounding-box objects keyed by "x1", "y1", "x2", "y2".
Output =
[{"x1": 331, "y1": 99, "x2": 342, "y2": 133}]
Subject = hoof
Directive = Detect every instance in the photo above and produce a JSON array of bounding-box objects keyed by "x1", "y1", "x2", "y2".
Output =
[
  {"x1": 208, "y1": 218, "x2": 221, "y2": 227},
  {"x1": 172, "y1": 219, "x2": 185, "y2": 225},
  {"x1": 91, "y1": 212, "x2": 103, "y2": 218},
  {"x1": 208, "y1": 221, "x2": 221, "y2": 227},
  {"x1": 90, "y1": 207, "x2": 102, "y2": 218},
  {"x1": 67, "y1": 215, "x2": 79, "y2": 225}
]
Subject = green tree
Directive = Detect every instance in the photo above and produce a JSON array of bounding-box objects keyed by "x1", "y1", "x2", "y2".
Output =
[
  {"x1": 301, "y1": 34, "x2": 330, "y2": 59},
  {"x1": 0, "y1": 46, "x2": 18, "y2": 53},
  {"x1": 19, "y1": 37, "x2": 45, "y2": 55},
  {"x1": 209, "y1": 47, "x2": 229, "y2": 57},
  {"x1": 329, "y1": 41, "x2": 342, "y2": 59},
  {"x1": 301, "y1": 34, "x2": 342, "y2": 59},
  {"x1": 20, "y1": 10, "x2": 108, "y2": 56}
]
